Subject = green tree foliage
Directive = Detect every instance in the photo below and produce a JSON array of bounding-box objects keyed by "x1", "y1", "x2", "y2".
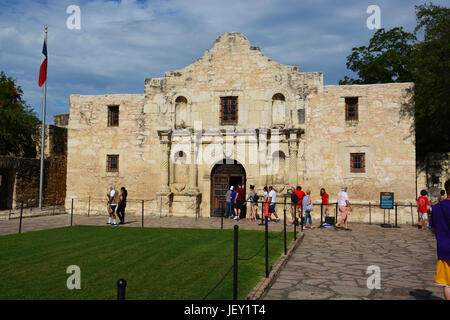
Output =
[
  {"x1": 339, "y1": 4, "x2": 450, "y2": 158},
  {"x1": 0, "y1": 71, "x2": 40, "y2": 157},
  {"x1": 413, "y1": 4, "x2": 450, "y2": 157},
  {"x1": 339, "y1": 27, "x2": 417, "y2": 85}
]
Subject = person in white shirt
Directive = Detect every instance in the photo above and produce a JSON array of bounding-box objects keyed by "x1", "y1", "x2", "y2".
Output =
[
  {"x1": 106, "y1": 184, "x2": 118, "y2": 226},
  {"x1": 268, "y1": 186, "x2": 280, "y2": 222},
  {"x1": 335, "y1": 186, "x2": 352, "y2": 230}
]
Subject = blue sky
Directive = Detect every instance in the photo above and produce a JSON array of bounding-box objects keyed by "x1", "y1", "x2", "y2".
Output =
[{"x1": 0, "y1": 0, "x2": 447, "y2": 123}]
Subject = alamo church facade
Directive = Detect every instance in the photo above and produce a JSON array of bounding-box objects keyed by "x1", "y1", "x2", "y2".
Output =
[{"x1": 65, "y1": 32, "x2": 416, "y2": 222}]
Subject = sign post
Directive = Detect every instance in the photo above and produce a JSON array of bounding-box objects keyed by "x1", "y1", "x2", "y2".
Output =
[{"x1": 380, "y1": 192, "x2": 394, "y2": 228}]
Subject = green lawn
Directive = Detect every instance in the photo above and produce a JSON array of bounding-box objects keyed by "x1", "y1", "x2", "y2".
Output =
[{"x1": 0, "y1": 225, "x2": 295, "y2": 300}]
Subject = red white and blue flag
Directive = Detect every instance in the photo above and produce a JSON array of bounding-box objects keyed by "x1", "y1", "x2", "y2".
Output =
[{"x1": 38, "y1": 37, "x2": 47, "y2": 87}]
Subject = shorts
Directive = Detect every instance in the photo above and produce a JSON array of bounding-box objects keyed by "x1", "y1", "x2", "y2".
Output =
[
  {"x1": 339, "y1": 206, "x2": 348, "y2": 219},
  {"x1": 109, "y1": 204, "x2": 117, "y2": 214},
  {"x1": 236, "y1": 200, "x2": 244, "y2": 210},
  {"x1": 420, "y1": 212, "x2": 428, "y2": 220},
  {"x1": 269, "y1": 203, "x2": 276, "y2": 213},
  {"x1": 434, "y1": 260, "x2": 450, "y2": 287}
]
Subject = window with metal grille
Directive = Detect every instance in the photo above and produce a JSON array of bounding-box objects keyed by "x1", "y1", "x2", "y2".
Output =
[
  {"x1": 350, "y1": 153, "x2": 365, "y2": 173},
  {"x1": 108, "y1": 105, "x2": 119, "y2": 127},
  {"x1": 107, "y1": 155, "x2": 119, "y2": 172},
  {"x1": 345, "y1": 97, "x2": 358, "y2": 121},
  {"x1": 220, "y1": 97, "x2": 238, "y2": 125}
]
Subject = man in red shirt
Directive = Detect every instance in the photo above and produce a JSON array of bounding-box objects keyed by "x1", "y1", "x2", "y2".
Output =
[
  {"x1": 417, "y1": 189, "x2": 430, "y2": 230},
  {"x1": 294, "y1": 186, "x2": 306, "y2": 222}
]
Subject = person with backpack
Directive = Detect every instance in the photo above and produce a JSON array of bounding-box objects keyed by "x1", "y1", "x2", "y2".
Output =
[
  {"x1": 246, "y1": 185, "x2": 258, "y2": 221},
  {"x1": 302, "y1": 190, "x2": 314, "y2": 229},
  {"x1": 106, "y1": 184, "x2": 118, "y2": 226},
  {"x1": 430, "y1": 179, "x2": 450, "y2": 300},
  {"x1": 294, "y1": 186, "x2": 306, "y2": 224},
  {"x1": 417, "y1": 189, "x2": 430, "y2": 230},
  {"x1": 289, "y1": 187, "x2": 300, "y2": 224}
]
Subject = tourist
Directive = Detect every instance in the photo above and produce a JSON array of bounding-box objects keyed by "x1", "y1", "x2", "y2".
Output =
[
  {"x1": 263, "y1": 186, "x2": 270, "y2": 221},
  {"x1": 302, "y1": 190, "x2": 314, "y2": 229},
  {"x1": 106, "y1": 184, "x2": 118, "y2": 226},
  {"x1": 320, "y1": 188, "x2": 329, "y2": 218},
  {"x1": 246, "y1": 185, "x2": 258, "y2": 221},
  {"x1": 430, "y1": 179, "x2": 450, "y2": 300},
  {"x1": 295, "y1": 186, "x2": 306, "y2": 224},
  {"x1": 417, "y1": 189, "x2": 430, "y2": 230},
  {"x1": 268, "y1": 186, "x2": 280, "y2": 222},
  {"x1": 234, "y1": 183, "x2": 245, "y2": 220},
  {"x1": 116, "y1": 187, "x2": 127, "y2": 224},
  {"x1": 225, "y1": 186, "x2": 234, "y2": 219},
  {"x1": 288, "y1": 187, "x2": 299, "y2": 224},
  {"x1": 335, "y1": 186, "x2": 351, "y2": 230},
  {"x1": 230, "y1": 186, "x2": 238, "y2": 219}
]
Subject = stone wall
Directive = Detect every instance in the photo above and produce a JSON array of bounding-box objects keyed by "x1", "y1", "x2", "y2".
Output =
[
  {"x1": 417, "y1": 152, "x2": 450, "y2": 203},
  {"x1": 66, "y1": 32, "x2": 417, "y2": 223}
]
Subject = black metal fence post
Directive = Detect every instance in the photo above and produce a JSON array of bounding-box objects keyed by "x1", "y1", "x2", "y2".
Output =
[
  {"x1": 300, "y1": 206, "x2": 304, "y2": 232},
  {"x1": 369, "y1": 202, "x2": 372, "y2": 225},
  {"x1": 395, "y1": 203, "x2": 398, "y2": 228},
  {"x1": 294, "y1": 206, "x2": 297, "y2": 240},
  {"x1": 410, "y1": 203, "x2": 414, "y2": 226},
  {"x1": 335, "y1": 202, "x2": 338, "y2": 225},
  {"x1": 88, "y1": 195, "x2": 91, "y2": 217},
  {"x1": 283, "y1": 208, "x2": 287, "y2": 255},
  {"x1": 319, "y1": 203, "x2": 323, "y2": 228},
  {"x1": 19, "y1": 201, "x2": 24, "y2": 234},
  {"x1": 70, "y1": 198, "x2": 74, "y2": 226},
  {"x1": 265, "y1": 216, "x2": 269, "y2": 278},
  {"x1": 233, "y1": 225, "x2": 239, "y2": 300},
  {"x1": 141, "y1": 200, "x2": 144, "y2": 228},
  {"x1": 221, "y1": 201, "x2": 224, "y2": 230},
  {"x1": 117, "y1": 279, "x2": 127, "y2": 300}
]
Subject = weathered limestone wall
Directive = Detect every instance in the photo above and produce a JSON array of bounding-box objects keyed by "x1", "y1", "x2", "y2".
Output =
[{"x1": 304, "y1": 83, "x2": 416, "y2": 206}]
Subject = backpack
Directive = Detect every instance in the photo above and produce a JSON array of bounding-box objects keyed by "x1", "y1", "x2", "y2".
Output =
[
  {"x1": 291, "y1": 192, "x2": 300, "y2": 204},
  {"x1": 253, "y1": 193, "x2": 259, "y2": 203}
]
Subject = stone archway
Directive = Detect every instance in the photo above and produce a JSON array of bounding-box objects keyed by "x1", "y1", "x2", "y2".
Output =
[{"x1": 210, "y1": 159, "x2": 246, "y2": 217}]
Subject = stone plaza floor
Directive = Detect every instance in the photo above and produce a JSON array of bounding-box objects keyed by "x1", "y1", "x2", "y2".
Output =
[{"x1": 0, "y1": 213, "x2": 444, "y2": 300}]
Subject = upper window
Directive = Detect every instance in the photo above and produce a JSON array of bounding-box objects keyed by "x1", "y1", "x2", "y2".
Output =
[
  {"x1": 220, "y1": 97, "x2": 238, "y2": 125},
  {"x1": 350, "y1": 153, "x2": 365, "y2": 173},
  {"x1": 345, "y1": 97, "x2": 358, "y2": 121},
  {"x1": 107, "y1": 155, "x2": 119, "y2": 172},
  {"x1": 108, "y1": 105, "x2": 119, "y2": 127}
]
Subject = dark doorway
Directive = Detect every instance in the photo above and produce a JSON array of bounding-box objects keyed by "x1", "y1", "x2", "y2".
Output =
[
  {"x1": 210, "y1": 159, "x2": 246, "y2": 217},
  {"x1": 0, "y1": 169, "x2": 15, "y2": 210}
]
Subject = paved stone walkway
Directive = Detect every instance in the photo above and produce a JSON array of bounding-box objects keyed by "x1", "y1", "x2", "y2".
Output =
[{"x1": 264, "y1": 223, "x2": 444, "y2": 300}]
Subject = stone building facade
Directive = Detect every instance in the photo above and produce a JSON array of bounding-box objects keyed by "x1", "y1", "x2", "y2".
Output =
[{"x1": 66, "y1": 32, "x2": 416, "y2": 223}]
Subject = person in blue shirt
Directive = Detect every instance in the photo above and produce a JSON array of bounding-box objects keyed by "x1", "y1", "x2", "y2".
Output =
[{"x1": 230, "y1": 187, "x2": 238, "y2": 219}]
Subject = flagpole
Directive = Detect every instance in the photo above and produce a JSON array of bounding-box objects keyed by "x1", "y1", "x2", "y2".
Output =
[{"x1": 39, "y1": 25, "x2": 48, "y2": 210}]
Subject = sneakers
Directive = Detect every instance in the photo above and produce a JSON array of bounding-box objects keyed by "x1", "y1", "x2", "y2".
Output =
[
  {"x1": 274, "y1": 218, "x2": 280, "y2": 223},
  {"x1": 106, "y1": 222, "x2": 111, "y2": 225},
  {"x1": 233, "y1": 216, "x2": 240, "y2": 220}
]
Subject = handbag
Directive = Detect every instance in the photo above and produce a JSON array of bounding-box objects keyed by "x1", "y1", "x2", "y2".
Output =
[{"x1": 305, "y1": 196, "x2": 314, "y2": 212}]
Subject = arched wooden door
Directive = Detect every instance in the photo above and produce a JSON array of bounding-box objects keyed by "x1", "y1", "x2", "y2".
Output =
[{"x1": 210, "y1": 160, "x2": 246, "y2": 217}]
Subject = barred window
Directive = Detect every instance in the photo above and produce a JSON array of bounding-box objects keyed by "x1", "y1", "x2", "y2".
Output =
[
  {"x1": 107, "y1": 155, "x2": 119, "y2": 172},
  {"x1": 345, "y1": 97, "x2": 358, "y2": 121},
  {"x1": 350, "y1": 153, "x2": 365, "y2": 173},
  {"x1": 108, "y1": 105, "x2": 119, "y2": 127},
  {"x1": 220, "y1": 97, "x2": 238, "y2": 125}
]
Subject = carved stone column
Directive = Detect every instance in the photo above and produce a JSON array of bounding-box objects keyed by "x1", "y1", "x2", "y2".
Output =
[
  {"x1": 257, "y1": 128, "x2": 267, "y2": 194},
  {"x1": 288, "y1": 130, "x2": 299, "y2": 188},
  {"x1": 157, "y1": 130, "x2": 172, "y2": 216},
  {"x1": 187, "y1": 128, "x2": 200, "y2": 193}
]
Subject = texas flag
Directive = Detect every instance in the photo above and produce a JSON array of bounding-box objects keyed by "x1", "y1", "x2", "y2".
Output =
[{"x1": 38, "y1": 37, "x2": 47, "y2": 87}]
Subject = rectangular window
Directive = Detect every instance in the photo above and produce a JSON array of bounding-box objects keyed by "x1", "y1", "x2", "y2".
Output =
[
  {"x1": 220, "y1": 97, "x2": 238, "y2": 125},
  {"x1": 297, "y1": 109, "x2": 305, "y2": 124},
  {"x1": 107, "y1": 155, "x2": 119, "y2": 172},
  {"x1": 350, "y1": 153, "x2": 365, "y2": 173},
  {"x1": 345, "y1": 97, "x2": 358, "y2": 121},
  {"x1": 108, "y1": 105, "x2": 119, "y2": 127}
]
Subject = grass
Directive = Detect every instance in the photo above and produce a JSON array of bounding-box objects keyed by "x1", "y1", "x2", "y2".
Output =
[{"x1": 0, "y1": 225, "x2": 295, "y2": 300}]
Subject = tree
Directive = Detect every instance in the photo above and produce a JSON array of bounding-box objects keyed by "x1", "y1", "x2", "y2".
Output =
[
  {"x1": 339, "y1": 4, "x2": 450, "y2": 158},
  {"x1": 0, "y1": 71, "x2": 40, "y2": 158},
  {"x1": 339, "y1": 27, "x2": 417, "y2": 85},
  {"x1": 413, "y1": 4, "x2": 450, "y2": 157}
]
